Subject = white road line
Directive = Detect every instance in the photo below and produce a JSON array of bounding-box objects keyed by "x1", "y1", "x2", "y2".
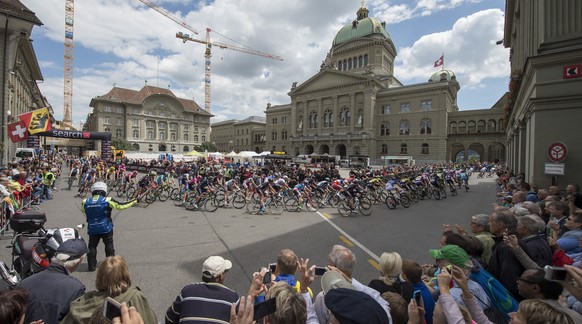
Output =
[{"x1": 316, "y1": 211, "x2": 380, "y2": 261}]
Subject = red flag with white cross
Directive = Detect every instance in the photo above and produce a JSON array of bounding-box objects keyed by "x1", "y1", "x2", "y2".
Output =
[{"x1": 8, "y1": 120, "x2": 29, "y2": 143}]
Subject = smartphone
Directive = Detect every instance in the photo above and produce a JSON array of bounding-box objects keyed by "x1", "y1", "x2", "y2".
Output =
[
  {"x1": 253, "y1": 297, "x2": 277, "y2": 321},
  {"x1": 314, "y1": 266, "x2": 327, "y2": 276},
  {"x1": 103, "y1": 297, "x2": 122, "y2": 322},
  {"x1": 413, "y1": 290, "x2": 422, "y2": 305},
  {"x1": 544, "y1": 265, "x2": 568, "y2": 282},
  {"x1": 268, "y1": 263, "x2": 276, "y2": 273},
  {"x1": 263, "y1": 271, "x2": 272, "y2": 284}
]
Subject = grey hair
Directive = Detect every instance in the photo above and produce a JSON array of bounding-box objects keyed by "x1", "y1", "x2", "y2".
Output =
[
  {"x1": 517, "y1": 216, "x2": 539, "y2": 234},
  {"x1": 52, "y1": 253, "x2": 85, "y2": 270},
  {"x1": 511, "y1": 207, "x2": 530, "y2": 217},
  {"x1": 328, "y1": 245, "x2": 356, "y2": 277},
  {"x1": 471, "y1": 214, "x2": 490, "y2": 231},
  {"x1": 521, "y1": 201, "x2": 541, "y2": 216}
]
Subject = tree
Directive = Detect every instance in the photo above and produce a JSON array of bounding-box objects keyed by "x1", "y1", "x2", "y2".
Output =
[
  {"x1": 111, "y1": 138, "x2": 134, "y2": 151},
  {"x1": 196, "y1": 142, "x2": 217, "y2": 152}
]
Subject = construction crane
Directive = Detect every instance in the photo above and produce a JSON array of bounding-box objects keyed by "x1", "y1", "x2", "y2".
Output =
[
  {"x1": 137, "y1": 0, "x2": 283, "y2": 113},
  {"x1": 63, "y1": 0, "x2": 74, "y2": 127}
]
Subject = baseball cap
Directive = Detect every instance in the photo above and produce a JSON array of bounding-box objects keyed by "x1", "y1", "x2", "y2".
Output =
[
  {"x1": 56, "y1": 238, "x2": 88, "y2": 260},
  {"x1": 429, "y1": 244, "x2": 472, "y2": 269},
  {"x1": 324, "y1": 288, "x2": 389, "y2": 324},
  {"x1": 321, "y1": 270, "x2": 353, "y2": 293},
  {"x1": 202, "y1": 256, "x2": 232, "y2": 278}
]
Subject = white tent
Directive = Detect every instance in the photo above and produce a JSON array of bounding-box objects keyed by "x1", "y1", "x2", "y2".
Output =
[{"x1": 226, "y1": 151, "x2": 238, "y2": 157}]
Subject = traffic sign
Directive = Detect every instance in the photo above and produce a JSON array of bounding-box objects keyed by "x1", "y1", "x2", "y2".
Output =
[{"x1": 548, "y1": 142, "x2": 568, "y2": 163}]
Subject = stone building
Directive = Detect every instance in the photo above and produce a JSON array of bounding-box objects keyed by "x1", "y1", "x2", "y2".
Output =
[
  {"x1": 1, "y1": 0, "x2": 49, "y2": 163},
  {"x1": 211, "y1": 116, "x2": 266, "y2": 153},
  {"x1": 85, "y1": 85, "x2": 212, "y2": 153},
  {"x1": 264, "y1": 3, "x2": 506, "y2": 165},
  {"x1": 503, "y1": 0, "x2": 582, "y2": 188}
]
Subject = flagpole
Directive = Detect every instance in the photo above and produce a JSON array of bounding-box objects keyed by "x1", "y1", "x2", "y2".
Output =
[{"x1": 441, "y1": 52, "x2": 444, "y2": 70}]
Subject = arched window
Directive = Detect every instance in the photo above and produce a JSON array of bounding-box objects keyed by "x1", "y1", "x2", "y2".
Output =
[
  {"x1": 339, "y1": 107, "x2": 350, "y2": 126},
  {"x1": 399, "y1": 120, "x2": 410, "y2": 135},
  {"x1": 458, "y1": 121, "x2": 467, "y2": 134},
  {"x1": 380, "y1": 123, "x2": 390, "y2": 136},
  {"x1": 115, "y1": 129, "x2": 122, "y2": 138},
  {"x1": 421, "y1": 143, "x2": 430, "y2": 154},
  {"x1": 147, "y1": 130, "x2": 153, "y2": 139},
  {"x1": 400, "y1": 143, "x2": 408, "y2": 154},
  {"x1": 194, "y1": 135, "x2": 199, "y2": 142},
  {"x1": 450, "y1": 122, "x2": 457, "y2": 134},
  {"x1": 364, "y1": 54, "x2": 368, "y2": 66},
  {"x1": 323, "y1": 109, "x2": 333, "y2": 128},
  {"x1": 201, "y1": 135, "x2": 206, "y2": 142},
  {"x1": 381, "y1": 143, "x2": 388, "y2": 154},
  {"x1": 309, "y1": 111, "x2": 318, "y2": 129},
  {"x1": 132, "y1": 129, "x2": 139, "y2": 139},
  {"x1": 159, "y1": 131, "x2": 166, "y2": 141},
  {"x1": 468, "y1": 121, "x2": 476, "y2": 133},
  {"x1": 104, "y1": 117, "x2": 110, "y2": 125},
  {"x1": 348, "y1": 58, "x2": 352, "y2": 69},
  {"x1": 477, "y1": 120, "x2": 486, "y2": 133},
  {"x1": 184, "y1": 133, "x2": 189, "y2": 141},
  {"x1": 338, "y1": 62, "x2": 342, "y2": 71},
  {"x1": 170, "y1": 132, "x2": 176, "y2": 141},
  {"x1": 420, "y1": 119, "x2": 432, "y2": 135},
  {"x1": 488, "y1": 120, "x2": 496, "y2": 132},
  {"x1": 358, "y1": 55, "x2": 363, "y2": 67},
  {"x1": 343, "y1": 60, "x2": 347, "y2": 70}
]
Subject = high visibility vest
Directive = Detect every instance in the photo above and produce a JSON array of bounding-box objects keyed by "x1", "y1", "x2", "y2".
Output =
[{"x1": 42, "y1": 172, "x2": 54, "y2": 186}]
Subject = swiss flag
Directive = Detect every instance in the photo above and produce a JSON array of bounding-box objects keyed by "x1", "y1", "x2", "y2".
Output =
[
  {"x1": 8, "y1": 120, "x2": 28, "y2": 143},
  {"x1": 434, "y1": 54, "x2": 444, "y2": 67}
]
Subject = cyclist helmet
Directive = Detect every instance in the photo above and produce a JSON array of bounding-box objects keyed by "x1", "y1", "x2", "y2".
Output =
[
  {"x1": 132, "y1": 170, "x2": 138, "y2": 175},
  {"x1": 325, "y1": 177, "x2": 330, "y2": 182},
  {"x1": 304, "y1": 180, "x2": 310, "y2": 184},
  {"x1": 91, "y1": 182, "x2": 108, "y2": 196},
  {"x1": 150, "y1": 171, "x2": 157, "y2": 176}
]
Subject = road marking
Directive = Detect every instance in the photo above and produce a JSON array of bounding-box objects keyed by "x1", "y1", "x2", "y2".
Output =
[
  {"x1": 368, "y1": 259, "x2": 380, "y2": 270},
  {"x1": 338, "y1": 235, "x2": 354, "y2": 247},
  {"x1": 321, "y1": 211, "x2": 333, "y2": 219},
  {"x1": 317, "y1": 211, "x2": 380, "y2": 262}
]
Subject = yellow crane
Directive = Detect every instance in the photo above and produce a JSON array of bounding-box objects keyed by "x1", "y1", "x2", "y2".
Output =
[
  {"x1": 63, "y1": 0, "x2": 74, "y2": 127},
  {"x1": 137, "y1": 0, "x2": 283, "y2": 113}
]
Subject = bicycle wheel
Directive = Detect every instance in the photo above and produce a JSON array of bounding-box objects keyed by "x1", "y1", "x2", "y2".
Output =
[
  {"x1": 440, "y1": 188, "x2": 447, "y2": 199},
  {"x1": 170, "y1": 188, "x2": 180, "y2": 201},
  {"x1": 269, "y1": 198, "x2": 285, "y2": 215},
  {"x1": 358, "y1": 197, "x2": 373, "y2": 216},
  {"x1": 284, "y1": 197, "x2": 299, "y2": 212},
  {"x1": 385, "y1": 196, "x2": 397, "y2": 209},
  {"x1": 409, "y1": 191, "x2": 419, "y2": 203},
  {"x1": 126, "y1": 187, "x2": 137, "y2": 200},
  {"x1": 400, "y1": 195, "x2": 411, "y2": 208},
  {"x1": 433, "y1": 189, "x2": 441, "y2": 200},
  {"x1": 450, "y1": 186, "x2": 458, "y2": 196},
  {"x1": 214, "y1": 192, "x2": 226, "y2": 208},
  {"x1": 184, "y1": 193, "x2": 198, "y2": 210},
  {"x1": 247, "y1": 199, "x2": 261, "y2": 214},
  {"x1": 305, "y1": 197, "x2": 319, "y2": 212},
  {"x1": 204, "y1": 196, "x2": 219, "y2": 212},
  {"x1": 80, "y1": 187, "x2": 88, "y2": 198},
  {"x1": 116, "y1": 185, "x2": 126, "y2": 198},
  {"x1": 338, "y1": 202, "x2": 352, "y2": 217},
  {"x1": 376, "y1": 190, "x2": 388, "y2": 204},
  {"x1": 425, "y1": 188, "x2": 433, "y2": 199},
  {"x1": 232, "y1": 193, "x2": 247, "y2": 209},
  {"x1": 145, "y1": 191, "x2": 157, "y2": 204},
  {"x1": 329, "y1": 194, "x2": 342, "y2": 208}
]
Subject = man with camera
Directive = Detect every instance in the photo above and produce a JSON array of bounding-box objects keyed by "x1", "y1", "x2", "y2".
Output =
[{"x1": 166, "y1": 256, "x2": 239, "y2": 324}]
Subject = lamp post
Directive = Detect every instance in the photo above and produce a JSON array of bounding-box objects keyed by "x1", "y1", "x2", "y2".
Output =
[{"x1": 6, "y1": 110, "x2": 12, "y2": 162}]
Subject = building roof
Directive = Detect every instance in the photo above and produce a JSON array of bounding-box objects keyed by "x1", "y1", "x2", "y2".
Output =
[
  {"x1": 333, "y1": 5, "x2": 391, "y2": 46},
  {"x1": 428, "y1": 69, "x2": 457, "y2": 83},
  {"x1": 92, "y1": 85, "x2": 212, "y2": 116},
  {"x1": 0, "y1": 0, "x2": 42, "y2": 25}
]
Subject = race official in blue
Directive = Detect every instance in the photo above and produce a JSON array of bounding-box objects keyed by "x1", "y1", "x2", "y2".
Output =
[{"x1": 81, "y1": 181, "x2": 136, "y2": 271}]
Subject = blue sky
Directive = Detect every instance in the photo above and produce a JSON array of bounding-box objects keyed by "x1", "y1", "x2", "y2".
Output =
[{"x1": 22, "y1": 0, "x2": 508, "y2": 126}]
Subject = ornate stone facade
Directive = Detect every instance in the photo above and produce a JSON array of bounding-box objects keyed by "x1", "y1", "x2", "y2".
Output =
[{"x1": 85, "y1": 85, "x2": 212, "y2": 153}]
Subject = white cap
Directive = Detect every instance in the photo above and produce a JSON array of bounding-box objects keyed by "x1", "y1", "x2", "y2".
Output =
[{"x1": 202, "y1": 256, "x2": 232, "y2": 278}]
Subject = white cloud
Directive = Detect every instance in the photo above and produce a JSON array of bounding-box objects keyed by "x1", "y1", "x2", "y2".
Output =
[
  {"x1": 24, "y1": 0, "x2": 506, "y2": 123},
  {"x1": 394, "y1": 8, "x2": 509, "y2": 89}
]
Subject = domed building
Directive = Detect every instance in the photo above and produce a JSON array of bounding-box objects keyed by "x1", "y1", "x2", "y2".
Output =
[{"x1": 264, "y1": 3, "x2": 506, "y2": 164}]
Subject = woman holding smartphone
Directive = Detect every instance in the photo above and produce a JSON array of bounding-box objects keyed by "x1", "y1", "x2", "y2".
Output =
[{"x1": 61, "y1": 256, "x2": 157, "y2": 324}]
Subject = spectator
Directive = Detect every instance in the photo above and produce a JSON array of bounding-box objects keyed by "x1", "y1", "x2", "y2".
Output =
[
  {"x1": 165, "y1": 256, "x2": 239, "y2": 324},
  {"x1": 381, "y1": 292, "x2": 408, "y2": 324},
  {"x1": 368, "y1": 252, "x2": 414, "y2": 302},
  {"x1": 521, "y1": 182, "x2": 537, "y2": 202},
  {"x1": 516, "y1": 269, "x2": 582, "y2": 322},
  {"x1": 537, "y1": 189, "x2": 551, "y2": 223},
  {"x1": 313, "y1": 245, "x2": 357, "y2": 324},
  {"x1": 321, "y1": 270, "x2": 391, "y2": 324},
  {"x1": 468, "y1": 214, "x2": 494, "y2": 266},
  {"x1": 402, "y1": 260, "x2": 435, "y2": 324},
  {"x1": 0, "y1": 289, "x2": 42, "y2": 324},
  {"x1": 521, "y1": 201, "x2": 542, "y2": 217},
  {"x1": 549, "y1": 185, "x2": 562, "y2": 199},
  {"x1": 511, "y1": 191, "x2": 526, "y2": 208},
  {"x1": 566, "y1": 184, "x2": 582, "y2": 209},
  {"x1": 18, "y1": 238, "x2": 87, "y2": 324},
  {"x1": 515, "y1": 215, "x2": 552, "y2": 267},
  {"x1": 556, "y1": 211, "x2": 582, "y2": 259},
  {"x1": 547, "y1": 200, "x2": 570, "y2": 238},
  {"x1": 487, "y1": 209, "x2": 529, "y2": 300},
  {"x1": 62, "y1": 255, "x2": 157, "y2": 324}
]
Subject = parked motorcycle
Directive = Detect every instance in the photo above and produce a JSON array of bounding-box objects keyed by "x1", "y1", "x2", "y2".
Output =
[{"x1": 5, "y1": 211, "x2": 81, "y2": 285}]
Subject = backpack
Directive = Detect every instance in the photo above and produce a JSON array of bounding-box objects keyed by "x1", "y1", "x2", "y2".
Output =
[{"x1": 469, "y1": 260, "x2": 518, "y2": 322}]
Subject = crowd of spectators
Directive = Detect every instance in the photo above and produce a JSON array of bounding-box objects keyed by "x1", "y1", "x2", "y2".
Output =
[{"x1": 3, "y1": 155, "x2": 582, "y2": 323}]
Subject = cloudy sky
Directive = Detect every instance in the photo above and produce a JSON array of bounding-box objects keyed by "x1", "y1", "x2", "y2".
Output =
[{"x1": 22, "y1": 0, "x2": 509, "y2": 126}]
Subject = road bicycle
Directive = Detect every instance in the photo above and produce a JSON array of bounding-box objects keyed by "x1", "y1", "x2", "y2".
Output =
[
  {"x1": 247, "y1": 192, "x2": 284, "y2": 215},
  {"x1": 284, "y1": 191, "x2": 320, "y2": 212},
  {"x1": 385, "y1": 190, "x2": 410, "y2": 209},
  {"x1": 184, "y1": 189, "x2": 219, "y2": 212},
  {"x1": 215, "y1": 189, "x2": 247, "y2": 209},
  {"x1": 337, "y1": 195, "x2": 373, "y2": 217}
]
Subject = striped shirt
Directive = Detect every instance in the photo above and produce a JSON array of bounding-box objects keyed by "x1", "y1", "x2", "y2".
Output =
[{"x1": 165, "y1": 282, "x2": 240, "y2": 324}]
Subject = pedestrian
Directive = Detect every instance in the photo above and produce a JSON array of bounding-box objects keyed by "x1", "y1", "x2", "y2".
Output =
[{"x1": 81, "y1": 181, "x2": 137, "y2": 271}]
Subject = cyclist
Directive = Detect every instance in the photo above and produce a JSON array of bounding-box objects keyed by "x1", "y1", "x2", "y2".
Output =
[
  {"x1": 343, "y1": 180, "x2": 362, "y2": 212},
  {"x1": 105, "y1": 165, "x2": 116, "y2": 182},
  {"x1": 459, "y1": 169, "x2": 469, "y2": 190},
  {"x1": 191, "y1": 176, "x2": 211, "y2": 209},
  {"x1": 293, "y1": 180, "x2": 312, "y2": 210},
  {"x1": 76, "y1": 170, "x2": 96, "y2": 197},
  {"x1": 223, "y1": 176, "x2": 241, "y2": 206},
  {"x1": 273, "y1": 175, "x2": 290, "y2": 197},
  {"x1": 116, "y1": 163, "x2": 126, "y2": 180},
  {"x1": 68, "y1": 162, "x2": 80, "y2": 191},
  {"x1": 257, "y1": 178, "x2": 275, "y2": 213},
  {"x1": 135, "y1": 171, "x2": 156, "y2": 200}
]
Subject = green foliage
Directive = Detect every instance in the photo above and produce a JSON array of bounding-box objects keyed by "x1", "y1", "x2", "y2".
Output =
[
  {"x1": 195, "y1": 142, "x2": 217, "y2": 152},
  {"x1": 111, "y1": 138, "x2": 134, "y2": 151}
]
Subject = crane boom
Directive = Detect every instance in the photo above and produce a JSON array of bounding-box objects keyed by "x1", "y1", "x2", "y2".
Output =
[
  {"x1": 137, "y1": 0, "x2": 283, "y2": 113},
  {"x1": 137, "y1": 0, "x2": 199, "y2": 35},
  {"x1": 63, "y1": 0, "x2": 74, "y2": 127}
]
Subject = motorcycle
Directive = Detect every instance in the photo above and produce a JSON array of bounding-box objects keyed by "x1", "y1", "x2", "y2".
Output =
[{"x1": 3, "y1": 211, "x2": 81, "y2": 286}]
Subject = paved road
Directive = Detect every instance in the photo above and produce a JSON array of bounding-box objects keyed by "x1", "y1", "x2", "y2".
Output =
[{"x1": 0, "y1": 174, "x2": 499, "y2": 321}]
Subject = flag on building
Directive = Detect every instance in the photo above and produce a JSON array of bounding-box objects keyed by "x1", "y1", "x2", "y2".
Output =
[
  {"x1": 19, "y1": 107, "x2": 52, "y2": 134},
  {"x1": 434, "y1": 54, "x2": 444, "y2": 68},
  {"x1": 7, "y1": 120, "x2": 28, "y2": 143}
]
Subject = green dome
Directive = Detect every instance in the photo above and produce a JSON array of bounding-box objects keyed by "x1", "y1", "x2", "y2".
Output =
[
  {"x1": 333, "y1": 17, "x2": 391, "y2": 46},
  {"x1": 429, "y1": 69, "x2": 457, "y2": 82}
]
